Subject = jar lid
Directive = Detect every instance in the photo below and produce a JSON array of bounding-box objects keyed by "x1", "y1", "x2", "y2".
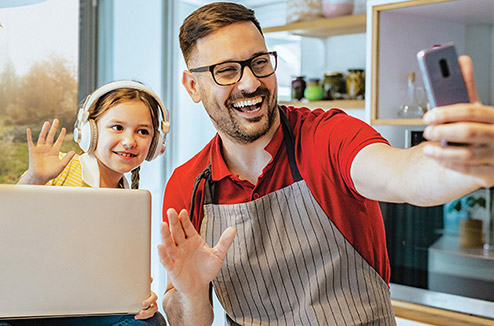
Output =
[
  {"x1": 348, "y1": 68, "x2": 364, "y2": 72},
  {"x1": 324, "y1": 72, "x2": 344, "y2": 77},
  {"x1": 308, "y1": 78, "x2": 320, "y2": 82}
]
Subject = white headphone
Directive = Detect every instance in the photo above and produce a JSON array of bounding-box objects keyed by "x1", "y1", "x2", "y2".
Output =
[{"x1": 73, "y1": 80, "x2": 170, "y2": 161}]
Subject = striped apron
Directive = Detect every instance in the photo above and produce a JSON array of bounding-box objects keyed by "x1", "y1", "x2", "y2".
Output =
[{"x1": 192, "y1": 108, "x2": 396, "y2": 325}]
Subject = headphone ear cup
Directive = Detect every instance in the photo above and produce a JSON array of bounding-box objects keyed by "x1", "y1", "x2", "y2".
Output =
[
  {"x1": 146, "y1": 133, "x2": 164, "y2": 161},
  {"x1": 78, "y1": 119, "x2": 98, "y2": 153}
]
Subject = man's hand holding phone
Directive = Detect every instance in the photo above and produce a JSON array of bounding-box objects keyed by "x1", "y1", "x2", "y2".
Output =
[{"x1": 421, "y1": 54, "x2": 494, "y2": 188}]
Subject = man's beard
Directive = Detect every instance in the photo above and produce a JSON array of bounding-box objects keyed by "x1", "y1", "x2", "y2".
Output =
[{"x1": 209, "y1": 86, "x2": 278, "y2": 144}]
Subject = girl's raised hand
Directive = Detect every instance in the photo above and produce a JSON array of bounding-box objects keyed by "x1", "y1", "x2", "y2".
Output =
[{"x1": 18, "y1": 119, "x2": 75, "y2": 185}]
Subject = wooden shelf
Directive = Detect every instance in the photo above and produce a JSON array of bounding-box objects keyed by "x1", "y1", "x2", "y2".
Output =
[
  {"x1": 392, "y1": 300, "x2": 494, "y2": 326},
  {"x1": 371, "y1": 118, "x2": 425, "y2": 125},
  {"x1": 263, "y1": 14, "x2": 366, "y2": 38},
  {"x1": 281, "y1": 100, "x2": 364, "y2": 110}
]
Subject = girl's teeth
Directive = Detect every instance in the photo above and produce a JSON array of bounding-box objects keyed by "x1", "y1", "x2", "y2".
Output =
[{"x1": 118, "y1": 152, "x2": 135, "y2": 157}]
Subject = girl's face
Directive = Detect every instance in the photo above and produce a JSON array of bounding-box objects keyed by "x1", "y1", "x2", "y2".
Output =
[{"x1": 93, "y1": 100, "x2": 154, "y2": 180}]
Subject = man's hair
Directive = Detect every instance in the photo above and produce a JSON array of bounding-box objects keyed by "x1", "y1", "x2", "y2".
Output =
[{"x1": 179, "y1": 2, "x2": 263, "y2": 64}]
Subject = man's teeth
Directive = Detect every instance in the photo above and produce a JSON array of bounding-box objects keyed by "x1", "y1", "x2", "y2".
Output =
[{"x1": 233, "y1": 97, "x2": 262, "y2": 109}]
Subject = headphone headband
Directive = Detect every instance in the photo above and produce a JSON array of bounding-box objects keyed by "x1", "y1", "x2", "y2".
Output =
[{"x1": 78, "y1": 80, "x2": 169, "y2": 132}]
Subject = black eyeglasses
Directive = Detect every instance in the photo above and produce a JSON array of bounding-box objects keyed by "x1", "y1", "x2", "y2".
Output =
[{"x1": 189, "y1": 51, "x2": 277, "y2": 86}]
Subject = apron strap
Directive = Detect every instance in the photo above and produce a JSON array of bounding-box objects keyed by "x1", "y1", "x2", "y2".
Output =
[
  {"x1": 278, "y1": 105, "x2": 303, "y2": 182},
  {"x1": 189, "y1": 163, "x2": 215, "y2": 217}
]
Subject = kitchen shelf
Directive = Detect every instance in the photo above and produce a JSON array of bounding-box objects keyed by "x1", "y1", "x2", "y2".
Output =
[
  {"x1": 280, "y1": 100, "x2": 364, "y2": 110},
  {"x1": 371, "y1": 118, "x2": 424, "y2": 125},
  {"x1": 262, "y1": 14, "x2": 366, "y2": 38}
]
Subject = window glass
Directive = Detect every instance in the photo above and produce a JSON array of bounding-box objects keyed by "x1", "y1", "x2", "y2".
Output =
[{"x1": 0, "y1": 0, "x2": 79, "y2": 184}]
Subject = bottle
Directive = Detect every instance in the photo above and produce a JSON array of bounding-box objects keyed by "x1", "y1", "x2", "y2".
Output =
[
  {"x1": 291, "y1": 76, "x2": 306, "y2": 101},
  {"x1": 304, "y1": 78, "x2": 324, "y2": 101},
  {"x1": 398, "y1": 72, "x2": 427, "y2": 118}
]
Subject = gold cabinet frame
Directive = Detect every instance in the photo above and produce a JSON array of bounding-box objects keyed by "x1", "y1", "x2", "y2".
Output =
[{"x1": 370, "y1": 0, "x2": 453, "y2": 125}]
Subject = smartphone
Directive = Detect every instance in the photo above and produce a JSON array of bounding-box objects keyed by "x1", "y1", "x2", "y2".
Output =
[{"x1": 417, "y1": 43, "x2": 470, "y2": 108}]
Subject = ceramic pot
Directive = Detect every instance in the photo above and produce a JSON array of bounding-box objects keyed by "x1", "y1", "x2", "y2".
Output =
[
  {"x1": 459, "y1": 219, "x2": 484, "y2": 248},
  {"x1": 322, "y1": 0, "x2": 354, "y2": 18}
]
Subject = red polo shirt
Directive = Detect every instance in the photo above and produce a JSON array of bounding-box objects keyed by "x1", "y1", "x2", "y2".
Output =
[{"x1": 163, "y1": 106, "x2": 391, "y2": 283}]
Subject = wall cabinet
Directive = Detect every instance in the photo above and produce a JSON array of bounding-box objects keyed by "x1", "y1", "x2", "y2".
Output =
[
  {"x1": 263, "y1": 14, "x2": 366, "y2": 110},
  {"x1": 367, "y1": 0, "x2": 494, "y2": 323},
  {"x1": 368, "y1": 0, "x2": 494, "y2": 125}
]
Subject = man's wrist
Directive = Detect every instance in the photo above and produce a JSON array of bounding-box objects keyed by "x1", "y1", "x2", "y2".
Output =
[
  {"x1": 178, "y1": 284, "x2": 212, "y2": 308},
  {"x1": 164, "y1": 285, "x2": 214, "y2": 326}
]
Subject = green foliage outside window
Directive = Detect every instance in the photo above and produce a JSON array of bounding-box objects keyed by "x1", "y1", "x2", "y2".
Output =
[{"x1": 0, "y1": 55, "x2": 80, "y2": 184}]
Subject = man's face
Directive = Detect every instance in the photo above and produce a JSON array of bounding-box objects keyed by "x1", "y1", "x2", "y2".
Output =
[{"x1": 183, "y1": 21, "x2": 278, "y2": 144}]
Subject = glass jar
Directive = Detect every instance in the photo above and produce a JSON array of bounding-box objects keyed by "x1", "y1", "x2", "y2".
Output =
[
  {"x1": 322, "y1": 73, "x2": 333, "y2": 100},
  {"x1": 291, "y1": 76, "x2": 306, "y2": 101},
  {"x1": 322, "y1": 72, "x2": 346, "y2": 100},
  {"x1": 304, "y1": 78, "x2": 324, "y2": 101},
  {"x1": 346, "y1": 69, "x2": 365, "y2": 100},
  {"x1": 287, "y1": 0, "x2": 324, "y2": 23}
]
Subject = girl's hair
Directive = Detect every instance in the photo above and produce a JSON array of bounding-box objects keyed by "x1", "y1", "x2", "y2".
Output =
[{"x1": 87, "y1": 88, "x2": 161, "y2": 189}]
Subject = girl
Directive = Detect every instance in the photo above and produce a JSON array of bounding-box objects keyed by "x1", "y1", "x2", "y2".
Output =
[{"x1": 14, "y1": 80, "x2": 169, "y2": 326}]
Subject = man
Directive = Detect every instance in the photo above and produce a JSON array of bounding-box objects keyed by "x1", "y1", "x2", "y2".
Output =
[{"x1": 158, "y1": 2, "x2": 494, "y2": 325}]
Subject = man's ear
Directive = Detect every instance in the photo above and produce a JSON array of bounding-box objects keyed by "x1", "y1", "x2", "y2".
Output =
[{"x1": 182, "y1": 70, "x2": 202, "y2": 103}]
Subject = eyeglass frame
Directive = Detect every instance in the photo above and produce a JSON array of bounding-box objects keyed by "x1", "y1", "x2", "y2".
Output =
[{"x1": 188, "y1": 51, "x2": 278, "y2": 86}]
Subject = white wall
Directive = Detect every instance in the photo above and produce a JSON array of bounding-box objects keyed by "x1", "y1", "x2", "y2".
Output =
[
  {"x1": 97, "y1": 0, "x2": 168, "y2": 314},
  {"x1": 167, "y1": 3, "x2": 218, "y2": 171}
]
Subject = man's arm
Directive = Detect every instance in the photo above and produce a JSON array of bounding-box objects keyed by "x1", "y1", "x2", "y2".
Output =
[
  {"x1": 158, "y1": 209, "x2": 236, "y2": 325},
  {"x1": 351, "y1": 56, "x2": 493, "y2": 206},
  {"x1": 350, "y1": 141, "x2": 487, "y2": 206}
]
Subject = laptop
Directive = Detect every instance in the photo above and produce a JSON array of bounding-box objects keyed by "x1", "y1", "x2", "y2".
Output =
[{"x1": 0, "y1": 184, "x2": 152, "y2": 319}]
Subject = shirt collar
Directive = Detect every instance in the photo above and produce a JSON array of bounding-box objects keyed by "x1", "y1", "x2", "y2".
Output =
[
  {"x1": 209, "y1": 123, "x2": 284, "y2": 182},
  {"x1": 79, "y1": 153, "x2": 130, "y2": 189},
  {"x1": 210, "y1": 135, "x2": 229, "y2": 182}
]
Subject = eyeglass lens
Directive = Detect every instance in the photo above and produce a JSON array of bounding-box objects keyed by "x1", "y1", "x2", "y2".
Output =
[{"x1": 213, "y1": 53, "x2": 276, "y2": 85}]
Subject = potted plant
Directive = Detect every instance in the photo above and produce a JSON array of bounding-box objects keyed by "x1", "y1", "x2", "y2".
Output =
[{"x1": 446, "y1": 191, "x2": 487, "y2": 248}]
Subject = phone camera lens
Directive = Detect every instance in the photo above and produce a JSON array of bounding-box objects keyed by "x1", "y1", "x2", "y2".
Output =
[{"x1": 439, "y1": 59, "x2": 450, "y2": 78}]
